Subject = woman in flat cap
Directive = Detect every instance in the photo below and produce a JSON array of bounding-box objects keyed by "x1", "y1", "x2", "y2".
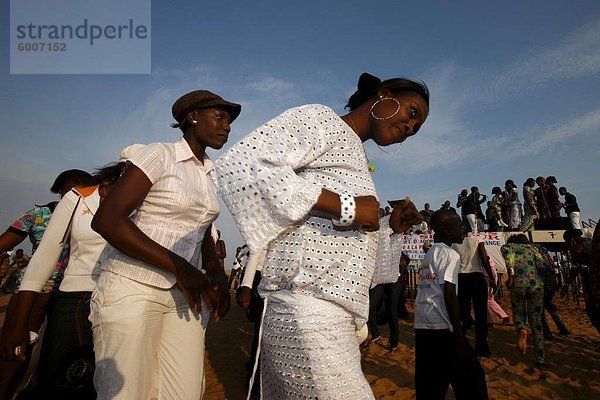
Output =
[
  {"x1": 90, "y1": 90, "x2": 239, "y2": 399},
  {"x1": 214, "y1": 73, "x2": 428, "y2": 400}
]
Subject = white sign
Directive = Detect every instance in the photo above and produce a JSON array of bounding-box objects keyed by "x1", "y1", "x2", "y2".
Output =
[{"x1": 400, "y1": 232, "x2": 508, "y2": 274}]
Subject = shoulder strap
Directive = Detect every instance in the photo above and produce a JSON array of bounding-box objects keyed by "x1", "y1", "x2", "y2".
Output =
[{"x1": 60, "y1": 189, "x2": 83, "y2": 245}]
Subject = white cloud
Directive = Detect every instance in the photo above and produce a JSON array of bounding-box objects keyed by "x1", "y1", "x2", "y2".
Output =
[
  {"x1": 370, "y1": 17, "x2": 600, "y2": 175},
  {"x1": 245, "y1": 76, "x2": 296, "y2": 93},
  {"x1": 489, "y1": 16, "x2": 600, "y2": 97},
  {"x1": 373, "y1": 106, "x2": 600, "y2": 175}
]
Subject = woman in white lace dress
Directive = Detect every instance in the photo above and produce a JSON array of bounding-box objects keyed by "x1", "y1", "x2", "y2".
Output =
[
  {"x1": 214, "y1": 73, "x2": 429, "y2": 399},
  {"x1": 505, "y1": 179, "x2": 523, "y2": 231}
]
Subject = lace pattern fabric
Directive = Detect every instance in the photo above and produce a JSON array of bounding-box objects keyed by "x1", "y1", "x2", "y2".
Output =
[
  {"x1": 214, "y1": 104, "x2": 376, "y2": 250},
  {"x1": 214, "y1": 104, "x2": 380, "y2": 323},
  {"x1": 260, "y1": 291, "x2": 375, "y2": 400}
]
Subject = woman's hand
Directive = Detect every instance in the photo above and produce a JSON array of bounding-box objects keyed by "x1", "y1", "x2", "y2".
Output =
[
  {"x1": 389, "y1": 197, "x2": 423, "y2": 234},
  {"x1": 175, "y1": 261, "x2": 217, "y2": 316},
  {"x1": 236, "y1": 286, "x2": 252, "y2": 309},
  {"x1": 208, "y1": 272, "x2": 231, "y2": 322},
  {"x1": 354, "y1": 195, "x2": 380, "y2": 231},
  {"x1": 0, "y1": 324, "x2": 29, "y2": 362}
]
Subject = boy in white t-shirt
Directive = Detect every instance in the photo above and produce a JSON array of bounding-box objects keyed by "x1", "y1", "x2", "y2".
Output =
[{"x1": 414, "y1": 210, "x2": 488, "y2": 400}]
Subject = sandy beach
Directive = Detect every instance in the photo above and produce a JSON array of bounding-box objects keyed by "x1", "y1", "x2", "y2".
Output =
[
  {"x1": 201, "y1": 292, "x2": 600, "y2": 400},
  {"x1": 2, "y1": 291, "x2": 599, "y2": 400}
]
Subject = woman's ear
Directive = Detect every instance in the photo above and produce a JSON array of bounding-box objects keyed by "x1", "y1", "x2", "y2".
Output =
[{"x1": 186, "y1": 111, "x2": 198, "y2": 125}]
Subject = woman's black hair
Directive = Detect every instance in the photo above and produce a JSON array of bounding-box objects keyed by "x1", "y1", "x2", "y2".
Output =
[
  {"x1": 171, "y1": 118, "x2": 190, "y2": 132},
  {"x1": 492, "y1": 186, "x2": 502, "y2": 195},
  {"x1": 345, "y1": 72, "x2": 430, "y2": 111},
  {"x1": 524, "y1": 177, "x2": 536, "y2": 187},
  {"x1": 93, "y1": 162, "x2": 124, "y2": 185},
  {"x1": 50, "y1": 169, "x2": 94, "y2": 193},
  {"x1": 505, "y1": 179, "x2": 515, "y2": 188}
]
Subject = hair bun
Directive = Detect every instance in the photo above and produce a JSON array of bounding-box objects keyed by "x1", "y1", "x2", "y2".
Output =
[
  {"x1": 357, "y1": 73, "x2": 381, "y2": 94},
  {"x1": 345, "y1": 73, "x2": 382, "y2": 110}
]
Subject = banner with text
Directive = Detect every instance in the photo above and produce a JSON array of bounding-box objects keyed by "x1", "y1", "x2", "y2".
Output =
[{"x1": 400, "y1": 232, "x2": 508, "y2": 274}]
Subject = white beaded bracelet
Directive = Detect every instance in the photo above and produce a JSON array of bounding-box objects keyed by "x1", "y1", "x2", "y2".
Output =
[{"x1": 332, "y1": 193, "x2": 356, "y2": 227}]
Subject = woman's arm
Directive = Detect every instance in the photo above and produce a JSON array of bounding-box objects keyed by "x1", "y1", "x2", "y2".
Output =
[
  {"x1": 200, "y1": 225, "x2": 229, "y2": 320},
  {"x1": 0, "y1": 195, "x2": 78, "y2": 361},
  {"x1": 214, "y1": 105, "x2": 382, "y2": 251},
  {"x1": 313, "y1": 191, "x2": 419, "y2": 234},
  {"x1": 501, "y1": 246, "x2": 515, "y2": 288},
  {"x1": 0, "y1": 231, "x2": 26, "y2": 254},
  {"x1": 91, "y1": 165, "x2": 215, "y2": 316},
  {"x1": 0, "y1": 207, "x2": 39, "y2": 254},
  {"x1": 477, "y1": 242, "x2": 497, "y2": 292},
  {"x1": 312, "y1": 189, "x2": 381, "y2": 232},
  {"x1": 0, "y1": 291, "x2": 38, "y2": 361}
]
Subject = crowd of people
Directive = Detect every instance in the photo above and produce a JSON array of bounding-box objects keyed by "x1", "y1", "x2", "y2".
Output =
[
  {"x1": 0, "y1": 72, "x2": 597, "y2": 400},
  {"x1": 411, "y1": 177, "x2": 583, "y2": 235}
]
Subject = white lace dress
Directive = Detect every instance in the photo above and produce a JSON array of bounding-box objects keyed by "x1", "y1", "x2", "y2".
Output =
[{"x1": 214, "y1": 104, "x2": 402, "y2": 400}]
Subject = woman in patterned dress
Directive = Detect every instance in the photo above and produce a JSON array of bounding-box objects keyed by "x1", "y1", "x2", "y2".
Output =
[
  {"x1": 214, "y1": 73, "x2": 429, "y2": 399},
  {"x1": 522, "y1": 178, "x2": 539, "y2": 232},
  {"x1": 501, "y1": 234, "x2": 546, "y2": 373}
]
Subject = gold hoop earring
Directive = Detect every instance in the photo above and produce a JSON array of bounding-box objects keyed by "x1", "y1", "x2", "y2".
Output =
[{"x1": 370, "y1": 97, "x2": 400, "y2": 120}]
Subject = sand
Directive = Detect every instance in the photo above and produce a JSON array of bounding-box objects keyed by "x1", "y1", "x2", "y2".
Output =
[
  {"x1": 2, "y1": 292, "x2": 599, "y2": 399},
  {"x1": 202, "y1": 293, "x2": 600, "y2": 400}
]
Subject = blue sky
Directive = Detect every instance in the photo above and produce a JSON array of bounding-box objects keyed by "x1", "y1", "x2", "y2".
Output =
[{"x1": 1, "y1": 1, "x2": 599, "y2": 258}]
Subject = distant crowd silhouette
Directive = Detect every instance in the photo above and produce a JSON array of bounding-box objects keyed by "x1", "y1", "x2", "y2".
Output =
[{"x1": 404, "y1": 176, "x2": 584, "y2": 235}]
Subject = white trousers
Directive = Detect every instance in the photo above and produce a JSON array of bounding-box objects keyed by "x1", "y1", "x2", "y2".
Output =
[
  {"x1": 569, "y1": 212, "x2": 582, "y2": 230},
  {"x1": 90, "y1": 271, "x2": 209, "y2": 400},
  {"x1": 466, "y1": 214, "x2": 479, "y2": 233}
]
